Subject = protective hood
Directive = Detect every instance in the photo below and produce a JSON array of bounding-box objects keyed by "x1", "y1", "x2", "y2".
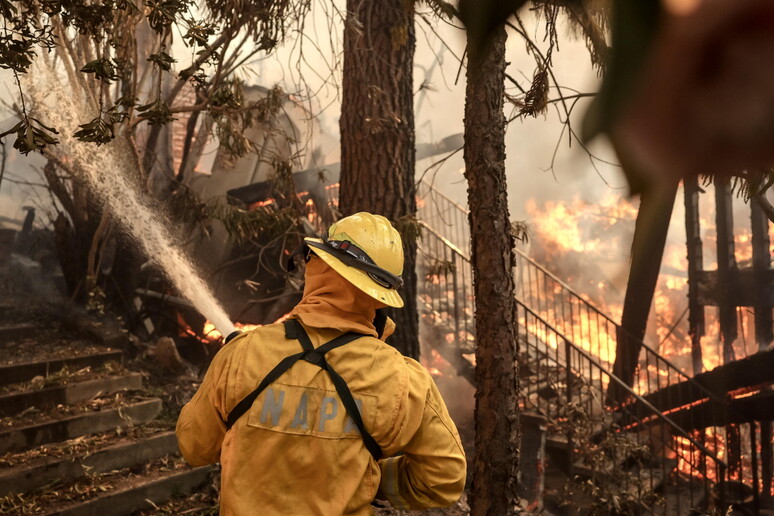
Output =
[{"x1": 290, "y1": 256, "x2": 389, "y2": 338}]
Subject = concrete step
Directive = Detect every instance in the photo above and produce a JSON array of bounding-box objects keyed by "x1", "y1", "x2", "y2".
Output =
[
  {"x1": 546, "y1": 434, "x2": 569, "y2": 449},
  {"x1": 46, "y1": 465, "x2": 214, "y2": 516},
  {"x1": 0, "y1": 373, "x2": 143, "y2": 417},
  {"x1": 0, "y1": 398, "x2": 162, "y2": 453},
  {"x1": 0, "y1": 430, "x2": 178, "y2": 496},
  {"x1": 0, "y1": 323, "x2": 38, "y2": 343},
  {"x1": 0, "y1": 350, "x2": 123, "y2": 387}
]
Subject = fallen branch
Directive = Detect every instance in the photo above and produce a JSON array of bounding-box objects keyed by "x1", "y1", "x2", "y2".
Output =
[{"x1": 134, "y1": 288, "x2": 194, "y2": 310}]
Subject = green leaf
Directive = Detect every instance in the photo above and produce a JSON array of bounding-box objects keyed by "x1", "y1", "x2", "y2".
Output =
[
  {"x1": 137, "y1": 97, "x2": 176, "y2": 125},
  {"x1": 0, "y1": 119, "x2": 25, "y2": 139},
  {"x1": 116, "y1": 0, "x2": 140, "y2": 14},
  {"x1": 147, "y1": 51, "x2": 176, "y2": 71},
  {"x1": 183, "y1": 20, "x2": 215, "y2": 47},
  {"x1": 0, "y1": 117, "x2": 60, "y2": 155},
  {"x1": 80, "y1": 58, "x2": 120, "y2": 82},
  {"x1": 73, "y1": 115, "x2": 115, "y2": 145},
  {"x1": 29, "y1": 117, "x2": 60, "y2": 133}
]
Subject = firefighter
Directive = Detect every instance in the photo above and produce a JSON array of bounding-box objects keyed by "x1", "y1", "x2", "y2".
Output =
[{"x1": 176, "y1": 212, "x2": 466, "y2": 515}]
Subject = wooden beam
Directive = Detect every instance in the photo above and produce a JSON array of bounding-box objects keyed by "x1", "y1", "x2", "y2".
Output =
[
  {"x1": 226, "y1": 135, "x2": 464, "y2": 205},
  {"x1": 684, "y1": 177, "x2": 705, "y2": 374},
  {"x1": 714, "y1": 178, "x2": 738, "y2": 362},
  {"x1": 656, "y1": 391, "x2": 774, "y2": 430},
  {"x1": 696, "y1": 269, "x2": 774, "y2": 307},
  {"x1": 761, "y1": 420, "x2": 773, "y2": 499},
  {"x1": 751, "y1": 199, "x2": 773, "y2": 350},
  {"x1": 620, "y1": 348, "x2": 774, "y2": 418}
]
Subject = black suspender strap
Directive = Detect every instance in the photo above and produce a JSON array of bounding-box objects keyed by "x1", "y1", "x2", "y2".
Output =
[
  {"x1": 224, "y1": 319, "x2": 383, "y2": 461},
  {"x1": 225, "y1": 351, "x2": 305, "y2": 430},
  {"x1": 320, "y1": 356, "x2": 383, "y2": 460}
]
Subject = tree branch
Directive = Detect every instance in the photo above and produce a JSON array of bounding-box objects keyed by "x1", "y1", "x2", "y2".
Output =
[{"x1": 753, "y1": 193, "x2": 774, "y2": 223}]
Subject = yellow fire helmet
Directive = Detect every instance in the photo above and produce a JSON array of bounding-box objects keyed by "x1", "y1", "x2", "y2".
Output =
[{"x1": 304, "y1": 212, "x2": 405, "y2": 308}]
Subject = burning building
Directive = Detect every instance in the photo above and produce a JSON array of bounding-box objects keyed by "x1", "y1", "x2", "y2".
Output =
[{"x1": 413, "y1": 175, "x2": 772, "y2": 513}]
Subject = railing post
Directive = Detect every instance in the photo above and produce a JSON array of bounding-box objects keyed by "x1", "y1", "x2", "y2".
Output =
[
  {"x1": 518, "y1": 413, "x2": 547, "y2": 512},
  {"x1": 751, "y1": 422, "x2": 761, "y2": 516},
  {"x1": 564, "y1": 337, "x2": 574, "y2": 477},
  {"x1": 719, "y1": 464, "x2": 727, "y2": 513}
]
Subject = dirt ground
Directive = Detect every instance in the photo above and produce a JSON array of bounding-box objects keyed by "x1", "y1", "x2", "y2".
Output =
[
  {"x1": 135, "y1": 489, "x2": 472, "y2": 515},
  {"x1": 373, "y1": 495, "x2": 471, "y2": 515}
]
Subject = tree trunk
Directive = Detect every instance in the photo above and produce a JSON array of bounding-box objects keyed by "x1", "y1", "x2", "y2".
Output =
[
  {"x1": 609, "y1": 181, "x2": 678, "y2": 403},
  {"x1": 45, "y1": 161, "x2": 98, "y2": 302},
  {"x1": 464, "y1": 27, "x2": 520, "y2": 515},
  {"x1": 339, "y1": 0, "x2": 418, "y2": 358}
]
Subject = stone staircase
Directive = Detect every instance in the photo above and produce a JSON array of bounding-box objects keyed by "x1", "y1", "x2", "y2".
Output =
[{"x1": 0, "y1": 305, "x2": 216, "y2": 515}]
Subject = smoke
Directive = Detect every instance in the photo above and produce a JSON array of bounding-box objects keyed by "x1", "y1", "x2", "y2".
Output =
[{"x1": 26, "y1": 60, "x2": 235, "y2": 336}]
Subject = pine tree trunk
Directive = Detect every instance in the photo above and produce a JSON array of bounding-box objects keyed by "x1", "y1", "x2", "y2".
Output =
[
  {"x1": 339, "y1": 0, "x2": 418, "y2": 358},
  {"x1": 464, "y1": 27, "x2": 520, "y2": 515}
]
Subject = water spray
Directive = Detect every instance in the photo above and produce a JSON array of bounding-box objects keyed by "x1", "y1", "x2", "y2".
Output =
[{"x1": 27, "y1": 60, "x2": 236, "y2": 337}]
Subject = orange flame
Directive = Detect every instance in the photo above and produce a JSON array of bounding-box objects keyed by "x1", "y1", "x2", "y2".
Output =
[{"x1": 197, "y1": 313, "x2": 292, "y2": 344}]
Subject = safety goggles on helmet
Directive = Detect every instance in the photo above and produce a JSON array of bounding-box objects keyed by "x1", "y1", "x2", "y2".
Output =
[{"x1": 287, "y1": 232, "x2": 404, "y2": 290}]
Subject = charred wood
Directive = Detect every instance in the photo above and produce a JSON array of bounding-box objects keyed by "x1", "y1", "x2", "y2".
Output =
[
  {"x1": 751, "y1": 198, "x2": 773, "y2": 350},
  {"x1": 645, "y1": 391, "x2": 774, "y2": 431},
  {"x1": 761, "y1": 420, "x2": 773, "y2": 499},
  {"x1": 619, "y1": 348, "x2": 774, "y2": 418},
  {"x1": 714, "y1": 178, "x2": 738, "y2": 362},
  {"x1": 422, "y1": 317, "x2": 476, "y2": 386},
  {"x1": 610, "y1": 181, "x2": 678, "y2": 402},
  {"x1": 696, "y1": 268, "x2": 774, "y2": 307},
  {"x1": 684, "y1": 176, "x2": 705, "y2": 375}
]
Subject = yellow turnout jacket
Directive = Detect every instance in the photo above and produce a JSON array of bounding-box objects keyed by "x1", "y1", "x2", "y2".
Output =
[{"x1": 176, "y1": 258, "x2": 466, "y2": 515}]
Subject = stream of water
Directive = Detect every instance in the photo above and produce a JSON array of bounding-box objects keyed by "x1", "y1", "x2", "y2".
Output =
[{"x1": 28, "y1": 61, "x2": 236, "y2": 336}]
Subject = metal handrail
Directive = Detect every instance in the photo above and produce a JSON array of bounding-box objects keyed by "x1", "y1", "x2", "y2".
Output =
[
  {"x1": 517, "y1": 300, "x2": 726, "y2": 467},
  {"x1": 417, "y1": 181, "x2": 470, "y2": 254},
  {"x1": 419, "y1": 221, "x2": 469, "y2": 261},
  {"x1": 514, "y1": 246, "x2": 707, "y2": 391},
  {"x1": 418, "y1": 180, "x2": 470, "y2": 221}
]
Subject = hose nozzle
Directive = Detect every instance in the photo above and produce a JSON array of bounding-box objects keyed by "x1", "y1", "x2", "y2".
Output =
[{"x1": 225, "y1": 330, "x2": 242, "y2": 344}]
